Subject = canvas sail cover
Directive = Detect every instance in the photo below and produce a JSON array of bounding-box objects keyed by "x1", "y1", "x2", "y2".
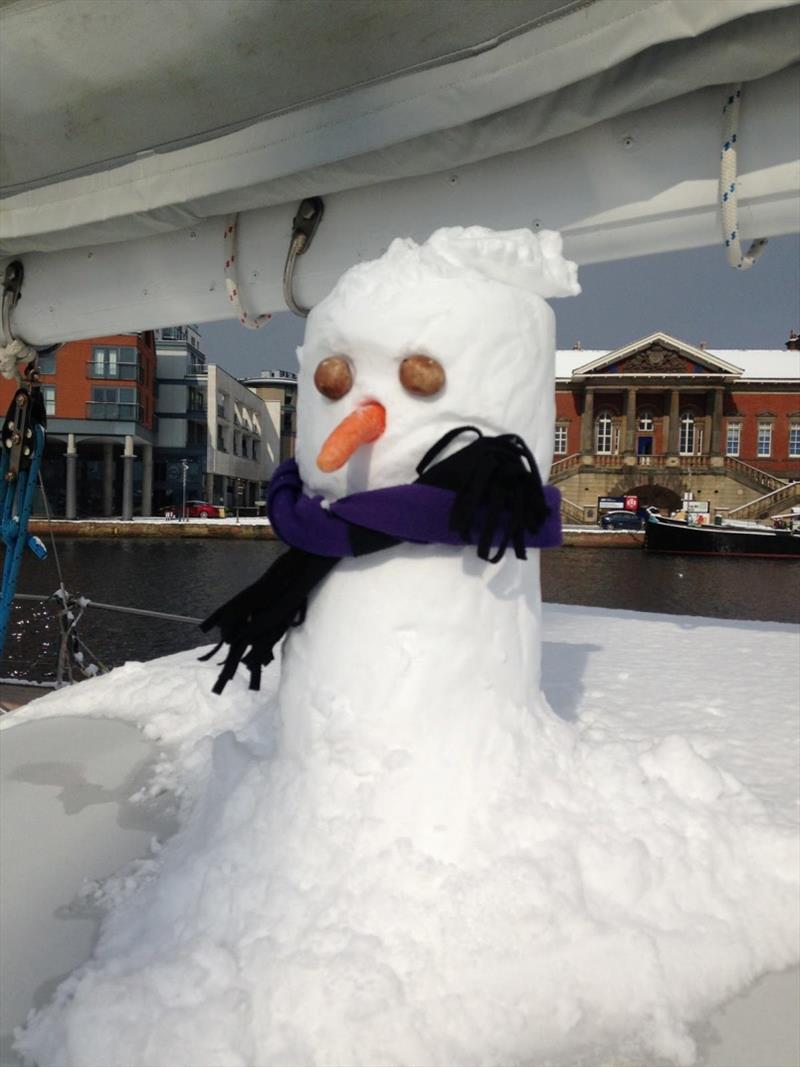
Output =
[{"x1": 1, "y1": 0, "x2": 799, "y2": 255}]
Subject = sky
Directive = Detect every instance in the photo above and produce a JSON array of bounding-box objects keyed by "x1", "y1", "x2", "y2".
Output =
[{"x1": 197, "y1": 234, "x2": 800, "y2": 377}]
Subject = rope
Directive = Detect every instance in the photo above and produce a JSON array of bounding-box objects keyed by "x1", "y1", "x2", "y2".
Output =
[
  {"x1": 0, "y1": 287, "x2": 35, "y2": 380},
  {"x1": 37, "y1": 472, "x2": 66, "y2": 592},
  {"x1": 223, "y1": 215, "x2": 272, "y2": 330},
  {"x1": 0, "y1": 337, "x2": 37, "y2": 382},
  {"x1": 14, "y1": 592, "x2": 203, "y2": 626},
  {"x1": 720, "y1": 85, "x2": 768, "y2": 271}
]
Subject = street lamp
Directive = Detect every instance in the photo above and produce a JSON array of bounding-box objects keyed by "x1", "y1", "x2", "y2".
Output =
[{"x1": 181, "y1": 458, "x2": 189, "y2": 520}]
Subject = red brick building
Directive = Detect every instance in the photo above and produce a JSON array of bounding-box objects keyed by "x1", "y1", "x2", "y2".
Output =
[
  {"x1": 0, "y1": 333, "x2": 157, "y2": 517},
  {"x1": 552, "y1": 331, "x2": 800, "y2": 522}
]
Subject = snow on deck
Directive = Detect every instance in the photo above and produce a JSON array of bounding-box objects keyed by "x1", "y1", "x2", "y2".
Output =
[{"x1": 2, "y1": 604, "x2": 798, "y2": 1067}]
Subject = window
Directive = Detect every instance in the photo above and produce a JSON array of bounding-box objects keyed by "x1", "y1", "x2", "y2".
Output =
[
  {"x1": 188, "y1": 353, "x2": 207, "y2": 376},
  {"x1": 595, "y1": 411, "x2": 614, "y2": 454},
  {"x1": 217, "y1": 391, "x2": 226, "y2": 418},
  {"x1": 216, "y1": 426, "x2": 227, "y2": 452},
  {"x1": 757, "y1": 422, "x2": 773, "y2": 457},
  {"x1": 41, "y1": 385, "x2": 56, "y2": 415},
  {"x1": 789, "y1": 423, "x2": 800, "y2": 458},
  {"x1": 91, "y1": 345, "x2": 139, "y2": 379},
  {"x1": 187, "y1": 422, "x2": 207, "y2": 446},
  {"x1": 554, "y1": 424, "x2": 568, "y2": 454},
  {"x1": 679, "y1": 411, "x2": 696, "y2": 455},
  {"x1": 38, "y1": 351, "x2": 57, "y2": 375},
  {"x1": 637, "y1": 409, "x2": 654, "y2": 432},
  {"x1": 88, "y1": 386, "x2": 139, "y2": 420},
  {"x1": 726, "y1": 422, "x2": 741, "y2": 457}
]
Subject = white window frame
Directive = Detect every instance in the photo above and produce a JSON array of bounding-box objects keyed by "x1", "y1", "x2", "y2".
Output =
[
  {"x1": 679, "y1": 411, "x2": 696, "y2": 456},
  {"x1": 757, "y1": 422, "x2": 773, "y2": 458},
  {"x1": 554, "y1": 424, "x2": 568, "y2": 455},
  {"x1": 595, "y1": 411, "x2": 614, "y2": 454},
  {"x1": 41, "y1": 385, "x2": 56, "y2": 415},
  {"x1": 788, "y1": 422, "x2": 800, "y2": 458},
  {"x1": 637, "y1": 408, "x2": 654, "y2": 432},
  {"x1": 725, "y1": 421, "x2": 741, "y2": 457}
]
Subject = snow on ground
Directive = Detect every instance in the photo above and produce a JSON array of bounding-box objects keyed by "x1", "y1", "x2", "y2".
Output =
[{"x1": 3, "y1": 605, "x2": 799, "y2": 1067}]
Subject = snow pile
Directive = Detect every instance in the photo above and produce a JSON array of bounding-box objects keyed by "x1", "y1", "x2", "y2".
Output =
[{"x1": 7, "y1": 607, "x2": 799, "y2": 1067}]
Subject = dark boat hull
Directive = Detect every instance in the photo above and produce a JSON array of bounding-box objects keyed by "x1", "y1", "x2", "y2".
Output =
[{"x1": 644, "y1": 518, "x2": 800, "y2": 559}]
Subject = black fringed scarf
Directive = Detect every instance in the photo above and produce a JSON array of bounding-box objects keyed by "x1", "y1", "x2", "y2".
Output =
[{"x1": 200, "y1": 427, "x2": 561, "y2": 693}]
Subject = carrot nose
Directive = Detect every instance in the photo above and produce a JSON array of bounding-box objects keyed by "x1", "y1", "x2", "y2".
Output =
[{"x1": 316, "y1": 401, "x2": 386, "y2": 472}]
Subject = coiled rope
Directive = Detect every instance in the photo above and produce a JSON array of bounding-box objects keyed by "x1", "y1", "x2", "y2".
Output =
[
  {"x1": 0, "y1": 286, "x2": 37, "y2": 381},
  {"x1": 720, "y1": 85, "x2": 768, "y2": 271}
]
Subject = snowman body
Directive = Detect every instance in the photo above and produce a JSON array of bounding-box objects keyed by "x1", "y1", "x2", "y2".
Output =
[
  {"x1": 275, "y1": 231, "x2": 577, "y2": 860},
  {"x1": 277, "y1": 543, "x2": 545, "y2": 862}
]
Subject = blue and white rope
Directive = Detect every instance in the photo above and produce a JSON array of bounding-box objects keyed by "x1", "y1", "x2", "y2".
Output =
[
  {"x1": 720, "y1": 85, "x2": 767, "y2": 271},
  {"x1": 223, "y1": 215, "x2": 272, "y2": 329}
]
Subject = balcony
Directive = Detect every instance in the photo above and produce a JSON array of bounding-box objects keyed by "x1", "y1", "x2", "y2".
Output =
[
  {"x1": 86, "y1": 361, "x2": 142, "y2": 382},
  {"x1": 86, "y1": 402, "x2": 144, "y2": 422}
]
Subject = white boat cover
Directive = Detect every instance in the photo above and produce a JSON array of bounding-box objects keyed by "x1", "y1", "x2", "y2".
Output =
[{"x1": 1, "y1": 0, "x2": 799, "y2": 254}]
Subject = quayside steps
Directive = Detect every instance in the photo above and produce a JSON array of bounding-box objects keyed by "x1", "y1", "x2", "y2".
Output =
[
  {"x1": 724, "y1": 456, "x2": 788, "y2": 494},
  {"x1": 726, "y1": 482, "x2": 800, "y2": 521},
  {"x1": 559, "y1": 497, "x2": 586, "y2": 524}
]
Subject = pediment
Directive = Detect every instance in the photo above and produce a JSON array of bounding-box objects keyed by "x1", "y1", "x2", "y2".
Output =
[{"x1": 574, "y1": 332, "x2": 743, "y2": 376}]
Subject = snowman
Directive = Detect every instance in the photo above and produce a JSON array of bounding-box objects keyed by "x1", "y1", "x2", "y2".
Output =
[
  {"x1": 273, "y1": 226, "x2": 578, "y2": 851},
  {"x1": 205, "y1": 227, "x2": 579, "y2": 846},
  {"x1": 197, "y1": 227, "x2": 585, "y2": 1059}
]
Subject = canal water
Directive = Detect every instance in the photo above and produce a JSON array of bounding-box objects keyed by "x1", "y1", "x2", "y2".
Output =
[{"x1": 3, "y1": 539, "x2": 798, "y2": 682}]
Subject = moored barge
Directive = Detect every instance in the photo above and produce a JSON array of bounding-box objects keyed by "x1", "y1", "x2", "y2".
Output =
[{"x1": 644, "y1": 516, "x2": 800, "y2": 559}]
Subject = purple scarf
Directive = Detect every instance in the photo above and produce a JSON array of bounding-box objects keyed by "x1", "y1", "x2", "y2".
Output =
[
  {"x1": 202, "y1": 428, "x2": 562, "y2": 693},
  {"x1": 268, "y1": 460, "x2": 562, "y2": 555}
]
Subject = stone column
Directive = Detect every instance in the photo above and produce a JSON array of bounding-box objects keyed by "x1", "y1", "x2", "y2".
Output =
[
  {"x1": 667, "y1": 389, "x2": 680, "y2": 454},
  {"x1": 206, "y1": 472, "x2": 215, "y2": 504},
  {"x1": 65, "y1": 434, "x2": 77, "y2": 520},
  {"x1": 220, "y1": 475, "x2": 229, "y2": 512},
  {"x1": 102, "y1": 443, "x2": 114, "y2": 516},
  {"x1": 624, "y1": 387, "x2": 637, "y2": 454},
  {"x1": 122, "y1": 435, "x2": 135, "y2": 521},
  {"x1": 580, "y1": 388, "x2": 595, "y2": 454},
  {"x1": 141, "y1": 443, "x2": 153, "y2": 517},
  {"x1": 702, "y1": 411, "x2": 712, "y2": 457},
  {"x1": 711, "y1": 387, "x2": 724, "y2": 455}
]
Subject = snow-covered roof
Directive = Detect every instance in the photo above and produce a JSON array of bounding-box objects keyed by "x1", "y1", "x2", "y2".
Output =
[
  {"x1": 706, "y1": 350, "x2": 800, "y2": 380},
  {"x1": 555, "y1": 348, "x2": 799, "y2": 380}
]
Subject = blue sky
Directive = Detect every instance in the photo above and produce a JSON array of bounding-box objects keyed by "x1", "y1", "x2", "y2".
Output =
[{"x1": 198, "y1": 234, "x2": 800, "y2": 377}]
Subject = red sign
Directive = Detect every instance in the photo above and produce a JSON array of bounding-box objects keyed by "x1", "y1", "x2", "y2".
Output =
[{"x1": 624, "y1": 495, "x2": 639, "y2": 512}]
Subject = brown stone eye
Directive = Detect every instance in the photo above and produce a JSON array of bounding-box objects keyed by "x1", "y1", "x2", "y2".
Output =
[
  {"x1": 399, "y1": 355, "x2": 446, "y2": 397},
  {"x1": 314, "y1": 356, "x2": 353, "y2": 400}
]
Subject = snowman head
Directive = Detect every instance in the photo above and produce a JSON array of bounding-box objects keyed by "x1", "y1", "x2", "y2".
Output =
[{"x1": 296, "y1": 226, "x2": 579, "y2": 500}]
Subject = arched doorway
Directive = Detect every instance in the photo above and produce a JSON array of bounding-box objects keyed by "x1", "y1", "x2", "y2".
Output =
[{"x1": 627, "y1": 483, "x2": 681, "y2": 512}]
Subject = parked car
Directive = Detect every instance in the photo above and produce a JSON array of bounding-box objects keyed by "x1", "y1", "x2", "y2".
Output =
[
  {"x1": 161, "y1": 501, "x2": 222, "y2": 519},
  {"x1": 600, "y1": 510, "x2": 644, "y2": 530},
  {"x1": 185, "y1": 500, "x2": 223, "y2": 519}
]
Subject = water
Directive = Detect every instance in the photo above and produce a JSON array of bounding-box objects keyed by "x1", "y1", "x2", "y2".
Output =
[{"x1": 3, "y1": 539, "x2": 798, "y2": 682}]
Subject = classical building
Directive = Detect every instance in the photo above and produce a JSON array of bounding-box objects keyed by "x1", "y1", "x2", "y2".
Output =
[{"x1": 553, "y1": 331, "x2": 800, "y2": 523}]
